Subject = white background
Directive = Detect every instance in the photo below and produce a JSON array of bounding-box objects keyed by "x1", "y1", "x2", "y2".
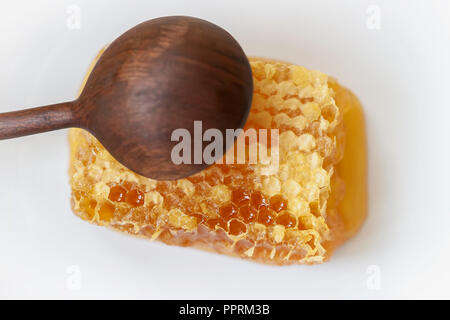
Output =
[{"x1": 0, "y1": 0, "x2": 449, "y2": 299}]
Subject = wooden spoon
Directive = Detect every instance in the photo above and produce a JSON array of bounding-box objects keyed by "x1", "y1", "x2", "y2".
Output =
[{"x1": 0, "y1": 16, "x2": 253, "y2": 180}]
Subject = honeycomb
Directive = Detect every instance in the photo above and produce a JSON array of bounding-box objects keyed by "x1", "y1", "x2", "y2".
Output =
[{"x1": 69, "y1": 50, "x2": 367, "y2": 265}]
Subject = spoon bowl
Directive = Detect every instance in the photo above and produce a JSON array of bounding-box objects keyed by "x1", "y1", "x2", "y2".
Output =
[{"x1": 0, "y1": 16, "x2": 253, "y2": 180}]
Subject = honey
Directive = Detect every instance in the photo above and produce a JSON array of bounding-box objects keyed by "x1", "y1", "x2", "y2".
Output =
[
  {"x1": 69, "y1": 50, "x2": 367, "y2": 264},
  {"x1": 276, "y1": 212, "x2": 296, "y2": 228},
  {"x1": 108, "y1": 185, "x2": 126, "y2": 202},
  {"x1": 257, "y1": 207, "x2": 275, "y2": 226},
  {"x1": 239, "y1": 205, "x2": 257, "y2": 223},
  {"x1": 219, "y1": 203, "x2": 238, "y2": 220},
  {"x1": 269, "y1": 194, "x2": 287, "y2": 212},
  {"x1": 126, "y1": 189, "x2": 145, "y2": 207},
  {"x1": 229, "y1": 219, "x2": 247, "y2": 236}
]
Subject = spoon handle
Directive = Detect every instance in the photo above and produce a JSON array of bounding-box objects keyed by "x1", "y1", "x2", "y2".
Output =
[{"x1": 0, "y1": 101, "x2": 76, "y2": 140}]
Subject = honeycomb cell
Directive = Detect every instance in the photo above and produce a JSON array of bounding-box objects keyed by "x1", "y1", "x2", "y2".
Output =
[
  {"x1": 207, "y1": 218, "x2": 227, "y2": 231},
  {"x1": 253, "y1": 242, "x2": 272, "y2": 260},
  {"x1": 126, "y1": 189, "x2": 145, "y2": 207},
  {"x1": 258, "y1": 207, "x2": 276, "y2": 226},
  {"x1": 269, "y1": 194, "x2": 287, "y2": 212},
  {"x1": 79, "y1": 198, "x2": 97, "y2": 220},
  {"x1": 98, "y1": 201, "x2": 115, "y2": 222},
  {"x1": 219, "y1": 203, "x2": 238, "y2": 220},
  {"x1": 276, "y1": 212, "x2": 297, "y2": 228},
  {"x1": 250, "y1": 191, "x2": 268, "y2": 209},
  {"x1": 234, "y1": 239, "x2": 254, "y2": 255},
  {"x1": 109, "y1": 185, "x2": 127, "y2": 202},
  {"x1": 229, "y1": 219, "x2": 247, "y2": 236},
  {"x1": 239, "y1": 205, "x2": 258, "y2": 223},
  {"x1": 231, "y1": 188, "x2": 251, "y2": 207}
]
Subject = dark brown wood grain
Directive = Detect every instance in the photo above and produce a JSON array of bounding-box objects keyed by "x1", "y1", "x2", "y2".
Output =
[
  {"x1": 0, "y1": 16, "x2": 253, "y2": 180},
  {"x1": 0, "y1": 102, "x2": 75, "y2": 139}
]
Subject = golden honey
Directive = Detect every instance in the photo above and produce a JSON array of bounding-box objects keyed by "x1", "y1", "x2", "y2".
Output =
[{"x1": 69, "y1": 50, "x2": 367, "y2": 264}]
